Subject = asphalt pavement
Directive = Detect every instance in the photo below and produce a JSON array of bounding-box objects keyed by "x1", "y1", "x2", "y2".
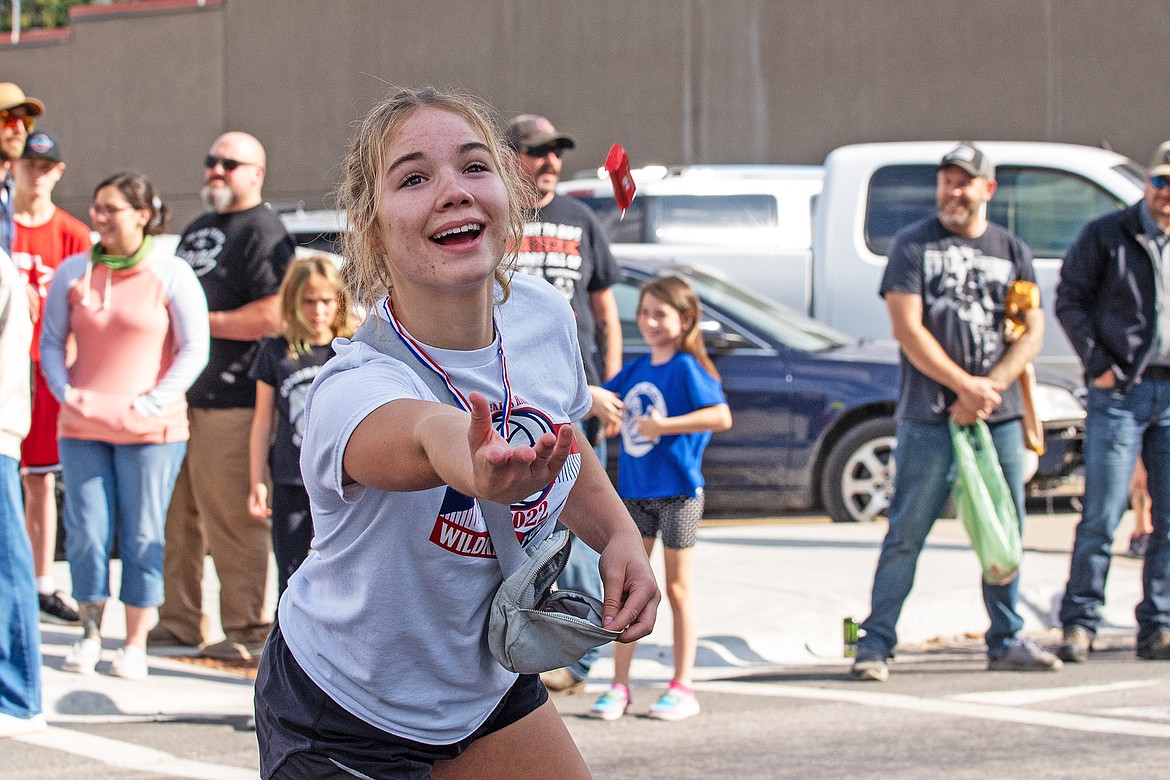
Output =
[{"x1": 20, "y1": 506, "x2": 1149, "y2": 776}]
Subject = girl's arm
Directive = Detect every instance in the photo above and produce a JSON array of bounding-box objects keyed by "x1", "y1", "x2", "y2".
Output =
[
  {"x1": 342, "y1": 392, "x2": 576, "y2": 508},
  {"x1": 557, "y1": 427, "x2": 660, "y2": 641},
  {"x1": 248, "y1": 381, "x2": 276, "y2": 519},
  {"x1": 635, "y1": 403, "x2": 732, "y2": 440}
]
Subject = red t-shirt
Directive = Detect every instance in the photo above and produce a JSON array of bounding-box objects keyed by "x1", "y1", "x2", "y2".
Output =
[{"x1": 12, "y1": 207, "x2": 92, "y2": 361}]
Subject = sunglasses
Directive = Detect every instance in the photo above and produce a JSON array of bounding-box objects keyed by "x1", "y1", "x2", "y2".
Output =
[
  {"x1": 521, "y1": 144, "x2": 564, "y2": 159},
  {"x1": 204, "y1": 154, "x2": 258, "y2": 172},
  {"x1": 0, "y1": 109, "x2": 34, "y2": 133},
  {"x1": 1151, "y1": 175, "x2": 1170, "y2": 190}
]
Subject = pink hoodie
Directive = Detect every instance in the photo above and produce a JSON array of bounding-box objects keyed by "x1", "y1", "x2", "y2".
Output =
[{"x1": 39, "y1": 245, "x2": 210, "y2": 445}]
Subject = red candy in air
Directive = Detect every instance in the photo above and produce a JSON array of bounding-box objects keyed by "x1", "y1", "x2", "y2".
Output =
[{"x1": 605, "y1": 144, "x2": 636, "y2": 217}]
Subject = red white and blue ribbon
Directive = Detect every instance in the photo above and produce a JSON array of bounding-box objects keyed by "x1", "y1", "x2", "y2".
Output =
[{"x1": 380, "y1": 297, "x2": 513, "y2": 437}]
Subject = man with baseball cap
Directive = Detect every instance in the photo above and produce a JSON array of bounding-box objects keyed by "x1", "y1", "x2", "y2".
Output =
[
  {"x1": 0, "y1": 83, "x2": 44, "y2": 257},
  {"x1": 1055, "y1": 140, "x2": 1170, "y2": 664},
  {"x1": 506, "y1": 113, "x2": 623, "y2": 694},
  {"x1": 852, "y1": 142, "x2": 1060, "y2": 681},
  {"x1": 11, "y1": 130, "x2": 90, "y2": 627}
]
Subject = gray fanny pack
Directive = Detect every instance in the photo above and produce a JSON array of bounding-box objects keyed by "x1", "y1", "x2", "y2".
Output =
[{"x1": 352, "y1": 317, "x2": 620, "y2": 674}]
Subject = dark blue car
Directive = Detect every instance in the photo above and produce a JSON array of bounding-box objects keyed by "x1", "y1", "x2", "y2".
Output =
[{"x1": 612, "y1": 259, "x2": 1084, "y2": 521}]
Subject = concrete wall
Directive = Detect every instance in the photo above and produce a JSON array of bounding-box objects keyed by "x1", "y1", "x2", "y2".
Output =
[{"x1": 2, "y1": 0, "x2": 1165, "y2": 227}]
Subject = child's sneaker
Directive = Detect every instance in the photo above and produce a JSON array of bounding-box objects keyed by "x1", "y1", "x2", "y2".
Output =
[
  {"x1": 647, "y1": 681, "x2": 700, "y2": 721},
  {"x1": 108, "y1": 646, "x2": 149, "y2": 680},
  {"x1": 62, "y1": 638, "x2": 102, "y2": 675},
  {"x1": 589, "y1": 685, "x2": 630, "y2": 720}
]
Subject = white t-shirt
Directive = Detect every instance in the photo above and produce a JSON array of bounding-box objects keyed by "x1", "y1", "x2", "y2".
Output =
[{"x1": 280, "y1": 273, "x2": 592, "y2": 744}]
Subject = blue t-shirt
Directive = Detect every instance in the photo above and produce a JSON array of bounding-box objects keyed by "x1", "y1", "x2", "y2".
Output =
[{"x1": 604, "y1": 352, "x2": 726, "y2": 499}]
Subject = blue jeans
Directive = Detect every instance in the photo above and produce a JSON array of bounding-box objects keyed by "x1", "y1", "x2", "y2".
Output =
[
  {"x1": 1060, "y1": 380, "x2": 1170, "y2": 644},
  {"x1": 59, "y1": 438, "x2": 186, "y2": 608},
  {"x1": 858, "y1": 419, "x2": 1026, "y2": 659},
  {"x1": 0, "y1": 454, "x2": 41, "y2": 719},
  {"x1": 558, "y1": 429, "x2": 607, "y2": 680}
]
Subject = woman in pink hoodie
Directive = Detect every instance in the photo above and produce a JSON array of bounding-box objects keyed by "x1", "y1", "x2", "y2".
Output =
[{"x1": 40, "y1": 172, "x2": 209, "y2": 680}]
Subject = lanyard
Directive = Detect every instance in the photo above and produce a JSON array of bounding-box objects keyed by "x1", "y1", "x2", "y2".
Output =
[{"x1": 381, "y1": 297, "x2": 513, "y2": 437}]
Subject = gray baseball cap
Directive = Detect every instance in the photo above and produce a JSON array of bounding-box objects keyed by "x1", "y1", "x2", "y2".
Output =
[{"x1": 939, "y1": 142, "x2": 995, "y2": 180}]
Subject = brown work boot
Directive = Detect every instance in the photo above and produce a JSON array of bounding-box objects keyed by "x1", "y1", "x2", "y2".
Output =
[
  {"x1": 539, "y1": 667, "x2": 586, "y2": 695},
  {"x1": 1136, "y1": 629, "x2": 1170, "y2": 660},
  {"x1": 146, "y1": 624, "x2": 201, "y2": 651},
  {"x1": 1056, "y1": 626, "x2": 1092, "y2": 663},
  {"x1": 201, "y1": 625, "x2": 273, "y2": 661}
]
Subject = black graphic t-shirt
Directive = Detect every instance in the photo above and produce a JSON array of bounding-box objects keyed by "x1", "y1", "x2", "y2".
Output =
[
  {"x1": 249, "y1": 336, "x2": 334, "y2": 486},
  {"x1": 880, "y1": 217, "x2": 1037, "y2": 424},
  {"x1": 176, "y1": 204, "x2": 295, "y2": 408},
  {"x1": 515, "y1": 194, "x2": 619, "y2": 384}
]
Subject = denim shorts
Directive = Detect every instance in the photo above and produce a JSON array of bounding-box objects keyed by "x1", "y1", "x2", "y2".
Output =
[{"x1": 254, "y1": 622, "x2": 548, "y2": 779}]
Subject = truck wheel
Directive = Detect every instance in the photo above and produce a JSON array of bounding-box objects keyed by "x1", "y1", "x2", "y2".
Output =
[{"x1": 822, "y1": 418, "x2": 897, "y2": 523}]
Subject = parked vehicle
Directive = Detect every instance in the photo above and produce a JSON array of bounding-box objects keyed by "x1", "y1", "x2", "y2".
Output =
[
  {"x1": 561, "y1": 141, "x2": 1145, "y2": 382},
  {"x1": 272, "y1": 204, "x2": 1087, "y2": 519},
  {"x1": 613, "y1": 258, "x2": 1083, "y2": 521}
]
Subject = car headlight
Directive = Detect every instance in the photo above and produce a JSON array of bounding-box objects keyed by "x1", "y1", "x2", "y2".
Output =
[{"x1": 1034, "y1": 382, "x2": 1087, "y2": 423}]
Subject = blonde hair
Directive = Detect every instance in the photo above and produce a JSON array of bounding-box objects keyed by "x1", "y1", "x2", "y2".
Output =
[
  {"x1": 338, "y1": 85, "x2": 535, "y2": 311},
  {"x1": 279, "y1": 253, "x2": 353, "y2": 356},
  {"x1": 640, "y1": 275, "x2": 720, "y2": 381}
]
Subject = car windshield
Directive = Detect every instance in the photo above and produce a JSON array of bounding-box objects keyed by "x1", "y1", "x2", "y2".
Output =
[{"x1": 667, "y1": 266, "x2": 855, "y2": 352}]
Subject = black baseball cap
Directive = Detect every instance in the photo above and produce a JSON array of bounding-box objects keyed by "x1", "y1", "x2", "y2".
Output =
[{"x1": 22, "y1": 130, "x2": 61, "y2": 162}]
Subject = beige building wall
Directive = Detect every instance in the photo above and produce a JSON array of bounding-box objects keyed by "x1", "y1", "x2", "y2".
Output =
[{"x1": 1, "y1": 0, "x2": 1164, "y2": 227}]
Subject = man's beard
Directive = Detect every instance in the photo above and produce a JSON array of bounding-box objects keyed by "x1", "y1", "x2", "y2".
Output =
[
  {"x1": 937, "y1": 196, "x2": 979, "y2": 231},
  {"x1": 201, "y1": 183, "x2": 235, "y2": 213}
]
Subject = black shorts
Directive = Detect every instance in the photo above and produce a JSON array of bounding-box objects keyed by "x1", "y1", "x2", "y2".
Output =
[
  {"x1": 254, "y1": 621, "x2": 548, "y2": 779},
  {"x1": 624, "y1": 494, "x2": 705, "y2": 549}
]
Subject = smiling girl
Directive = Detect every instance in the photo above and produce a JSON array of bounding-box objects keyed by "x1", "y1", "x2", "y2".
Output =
[
  {"x1": 591, "y1": 275, "x2": 732, "y2": 722},
  {"x1": 252, "y1": 87, "x2": 659, "y2": 779}
]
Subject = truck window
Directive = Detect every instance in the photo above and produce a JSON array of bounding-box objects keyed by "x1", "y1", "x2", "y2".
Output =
[
  {"x1": 864, "y1": 164, "x2": 1126, "y2": 258},
  {"x1": 576, "y1": 196, "x2": 645, "y2": 243},
  {"x1": 651, "y1": 194, "x2": 778, "y2": 247},
  {"x1": 988, "y1": 168, "x2": 1124, "y2": 257},
  {"x1": 864, "y1": 165, "x2": 936, "y2": 256}
]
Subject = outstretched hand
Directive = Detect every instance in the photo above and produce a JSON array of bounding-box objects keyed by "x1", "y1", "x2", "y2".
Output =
[{"x1": 465, "y1": 392, "x2": 575, "y2": 505}]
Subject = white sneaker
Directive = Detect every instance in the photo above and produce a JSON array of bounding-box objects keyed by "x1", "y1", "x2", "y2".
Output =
[
  {"x1": 0, "y1": 712, "x2": 47, "y2": 738},
  {"x1": 62, "y1": 638, "x2": 102, "y2": 675},
  {"x1": 108, "y1": 646, "x2": 149, "y2": 680}
]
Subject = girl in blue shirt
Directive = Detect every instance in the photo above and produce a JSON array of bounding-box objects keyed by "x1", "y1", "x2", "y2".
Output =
[{"x1": 591, "y1": 275, "x2": 732, "y2": 722}]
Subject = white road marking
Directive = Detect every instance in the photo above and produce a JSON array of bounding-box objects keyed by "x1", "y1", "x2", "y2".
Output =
[
  {"x1": 1092, "y1": 706, "x2": 1170, "y2": 722},
  {"x1": 14, "y1": 726, "x2": 257, "y2": 779},
  {"x1": 697, "y1": 680, "x2": 1170, "y2": 739},
  {"x1": 948, "y1": 679, "x2": 1164, "y2": 706}
]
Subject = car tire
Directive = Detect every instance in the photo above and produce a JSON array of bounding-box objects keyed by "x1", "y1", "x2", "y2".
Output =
[{"x1": 822, "y1": 417, "x2": 897, "y2": 523}]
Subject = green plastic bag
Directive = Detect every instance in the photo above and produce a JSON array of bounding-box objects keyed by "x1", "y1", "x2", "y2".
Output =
[{"x1": 949, "y1": 420, "x2": 1022, "y2": 585}]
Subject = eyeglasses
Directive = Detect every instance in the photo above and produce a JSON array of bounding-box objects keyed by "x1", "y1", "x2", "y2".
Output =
[
  {"x1": 1151, "y1": 175, "x2": 1170, "y2": 190},
  {"x1": 204, "y1": 154, "x2": 258, "y2": 172},
  {"x1": 0, "y1": 109, "x2": 34, "y2": 133},
  {"x1": 89, "y1": 204, "x2": 132, "y2": 218},
  {"x1": 520, "y1": 144, "x2": 564, "y2": 159}
]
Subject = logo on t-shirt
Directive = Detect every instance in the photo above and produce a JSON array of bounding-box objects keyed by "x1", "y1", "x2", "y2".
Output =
[
  {"x1": 620, "y1": 381, "x2": 666, "y2": 458},
  {"x1": 516, "y1": 221, "x2": 585, "y2": 301},
  {"x1": 428, "y1": 407, "x2": 581, "y2": 557},
  {"x1": 177, "y1": 226, "x2": 227, "y2": 277}
]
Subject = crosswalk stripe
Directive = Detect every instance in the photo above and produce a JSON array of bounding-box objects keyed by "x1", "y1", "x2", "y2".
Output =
[
  {"x1": 14, "y1": 726, "x2": 257, "y2": 779},
  {"x1": 697, "y1": 680, "x2": 1170, "y2": 739}
]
